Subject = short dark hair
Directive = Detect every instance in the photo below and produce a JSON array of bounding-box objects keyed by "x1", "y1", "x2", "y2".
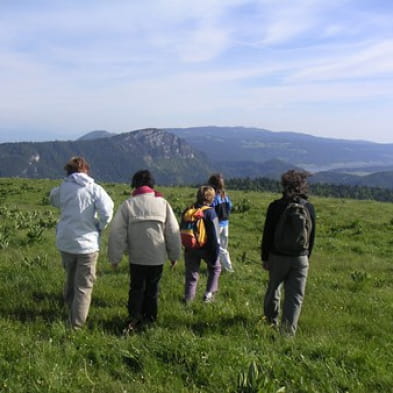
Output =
[
  {"x1": 281, "y1": 170, "x2": 311, "y2": 199},
  {"x1": 64, "y1": 156, "x2": 90, "y2": 175},
  {"x1": 131, "y1": 170, "x2": 155, "y2": 188}
]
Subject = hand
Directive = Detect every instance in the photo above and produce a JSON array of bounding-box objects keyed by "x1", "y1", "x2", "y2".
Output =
[{"x1": 170, "y1": 260, "x2": 177, "y2": 270}]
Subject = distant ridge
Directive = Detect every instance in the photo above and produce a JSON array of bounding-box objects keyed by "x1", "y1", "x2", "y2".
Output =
[
  {"x1": 78, "y1": 130, "x2": 116, "y2": 140},
  {"x1": 167, "y1": 126, "x2": 393, "y2": 171},
  {"x1": 2, "y1": 125, "x2": 393, "y2": 189}
]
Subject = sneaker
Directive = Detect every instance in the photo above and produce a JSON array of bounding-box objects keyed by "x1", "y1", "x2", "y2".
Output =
[
  {"x1": 225, "y1": 265, "x2": 235, "y2": 273},
  {"x1": 203, "y1": 292, "x2": 214, "y2": 303}
]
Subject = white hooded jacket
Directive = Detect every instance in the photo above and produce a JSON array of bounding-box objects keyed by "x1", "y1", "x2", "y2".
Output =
[{"x1": 50, "y1": 172, "x2": 114, "y2": 254}]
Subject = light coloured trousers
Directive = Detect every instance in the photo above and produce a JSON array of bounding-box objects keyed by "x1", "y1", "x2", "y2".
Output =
[
  {"x1": 219, "y1": 225, "x2": 233, "y2": 271},
  {"x1": 263, "y1": 253, "x2": 309, "y2": 336},
  {"x1": 184, "y1": 248, "x2": 222, "y2": 301},
  {"x1": 61, "y1": 251, "x2": 98, "y2": 329}
]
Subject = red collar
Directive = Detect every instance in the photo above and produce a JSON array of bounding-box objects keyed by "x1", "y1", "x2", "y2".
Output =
[{"x1": 132, "y1": 186, "x2": 163, "y2": 197}]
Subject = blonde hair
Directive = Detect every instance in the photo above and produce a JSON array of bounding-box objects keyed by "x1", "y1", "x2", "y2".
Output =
[{"x1": 196, "y1": 185, "x2": 215, "y2": 206}]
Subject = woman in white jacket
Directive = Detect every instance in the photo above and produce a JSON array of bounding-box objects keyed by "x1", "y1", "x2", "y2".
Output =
[
  {"x1": 50, "y1": 157, "x2": 114, "y2": 329},
  {"x1": 108, "y1": 170, "x2": 181, "y2": 333}
]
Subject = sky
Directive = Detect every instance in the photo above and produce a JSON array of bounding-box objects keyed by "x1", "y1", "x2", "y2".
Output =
[{"x1": 0, "y1": 0, "x2": 393, "y2": 143}]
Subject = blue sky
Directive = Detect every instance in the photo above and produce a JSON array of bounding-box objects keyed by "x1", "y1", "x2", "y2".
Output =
[{"x1": 0, "y1": 0, "x2": 392, "y2": 143}]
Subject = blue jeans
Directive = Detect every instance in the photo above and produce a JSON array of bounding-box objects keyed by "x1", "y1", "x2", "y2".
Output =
[{"x1": 264, "y1": 253, "x2": 309, "y2": 336}]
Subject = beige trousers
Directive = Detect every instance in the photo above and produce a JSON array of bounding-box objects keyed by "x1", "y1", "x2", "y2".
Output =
[{"x1": 61, "y1": 251, "x2": 98, "y2": 329}]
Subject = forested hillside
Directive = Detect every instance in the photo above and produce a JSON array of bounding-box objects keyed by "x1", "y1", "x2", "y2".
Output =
[{"x1": 226, "y1": 176, "x2": 393, "y2": 202}]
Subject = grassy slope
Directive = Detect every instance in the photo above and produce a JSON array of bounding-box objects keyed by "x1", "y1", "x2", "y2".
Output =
[{"x1": 0, "y1": 178, "x2": 392, "y2": 393}]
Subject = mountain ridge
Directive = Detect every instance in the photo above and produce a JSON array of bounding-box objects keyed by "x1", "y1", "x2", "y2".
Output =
[
  {"x1": 0, "y1": 129, "x2": 211, "y2": 185},
  {"x1": 2, "y1": 126, "x2": 393, "y2": 189},
  {"x1": 166, "y1": 126, "x2": 393, "y2": 172},
  {"x1": 77, "y1": 130, "x2": 116, "y2": 140}
]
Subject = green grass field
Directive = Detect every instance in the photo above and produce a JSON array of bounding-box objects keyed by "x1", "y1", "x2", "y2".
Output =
[{"x1": 0, "y1": 178, "x2": 392, "y2": 393}]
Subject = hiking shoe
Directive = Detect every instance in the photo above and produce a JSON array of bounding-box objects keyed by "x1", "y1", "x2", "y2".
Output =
[
  {"x1": 182, "y1": 297, "x2": 193, "y2": 305},
  {"x1": 122, "y1": 320, "x2": 141, "y2": 336},
  {"x1": 261, "y1": 316, "x2": 278, "y2": 330},
  {"x1": 203, "y1": 292, "x2": 214, "y2": 303}
]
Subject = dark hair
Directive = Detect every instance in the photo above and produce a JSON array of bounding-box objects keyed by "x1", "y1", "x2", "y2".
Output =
[
  {"x1": 207, "y1": 173, "x2": 226, "y2": 197},
  {"x1": 196, "y1": 185, "x2": 215, "y2": 206},
  {"x1": 131, "y1": 170, "x2": 155, "y2": 189},
  {"x1": 281, "y1": 170, "x2": 311, "y2": 199},
  {"x1": 64, "y1": 156, "x2": 90, "y2": 175}
]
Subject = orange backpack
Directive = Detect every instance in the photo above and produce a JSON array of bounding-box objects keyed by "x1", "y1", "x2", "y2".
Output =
[{"x1": 180, "y1": 206, "x2": 211, "y2": 248}]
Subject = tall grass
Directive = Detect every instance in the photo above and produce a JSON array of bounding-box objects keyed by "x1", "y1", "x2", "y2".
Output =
[{"x1": 0, "y1": 178, "x2": 392, "y2": 392}]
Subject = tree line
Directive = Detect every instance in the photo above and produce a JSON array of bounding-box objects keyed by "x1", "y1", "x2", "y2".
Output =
[{"x1": 225, "y1": 177, "x2": 393, "y2": 203}]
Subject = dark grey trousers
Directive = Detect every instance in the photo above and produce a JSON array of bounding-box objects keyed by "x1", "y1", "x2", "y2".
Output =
[{"x1": 264, "y1": 253, "x2": 309, "y2": 336}]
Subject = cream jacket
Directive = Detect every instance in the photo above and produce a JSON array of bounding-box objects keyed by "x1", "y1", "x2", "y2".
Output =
[{"x1": 107, "y1": 191, "x2": 181, "y2": 266}]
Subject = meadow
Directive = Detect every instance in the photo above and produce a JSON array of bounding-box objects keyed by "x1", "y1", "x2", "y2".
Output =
[{"x1": 0, "y1": 177, "x2": 392, "y2": 393}]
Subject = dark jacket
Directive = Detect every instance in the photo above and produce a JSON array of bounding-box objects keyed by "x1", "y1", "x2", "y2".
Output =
[{"x1": 261, "y1": 196, "x2": 316, "y2": 262}]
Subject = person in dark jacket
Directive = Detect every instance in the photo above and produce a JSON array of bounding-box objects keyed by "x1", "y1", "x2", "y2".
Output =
[
  {"x1": 183, "y1": 185, "x2": 221, "y2": 303},
  {"x1": 261, "y1": 170, "x2": 316, "y2": 336}
]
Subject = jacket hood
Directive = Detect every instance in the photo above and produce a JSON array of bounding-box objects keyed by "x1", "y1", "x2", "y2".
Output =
[{"x1": 65, "y1": 172, "x2": 95, "y2": 187}]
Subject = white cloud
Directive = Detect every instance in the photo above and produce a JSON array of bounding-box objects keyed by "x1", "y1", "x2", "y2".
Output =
[
  {"x1": 0, "y1": 0, "x2": 393, "y2": 142},
  {"x1": 289, "y1": 40, "x2": 393, "y2": 82}
]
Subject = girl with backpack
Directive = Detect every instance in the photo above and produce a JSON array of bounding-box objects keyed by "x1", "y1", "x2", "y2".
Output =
[
  {"x1": 182, "y1": 185, "x2": 221, "y2": 303},
  {"x1": 208, "y1": 173, "x2": 234, "y2": 273}
]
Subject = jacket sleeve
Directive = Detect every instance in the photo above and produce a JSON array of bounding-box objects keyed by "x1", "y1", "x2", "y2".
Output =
[
  {"x1": 94, "y1": 186, "x2": 114, "y2": 231},
  {"x1": 306, "y1": 202, "x2": 316, "y2": 258},
  {"x1": 261, "y1": 202, "x2": 275, "y2": 262},
  {"x1": 107, "y1": 202, "x2": 128, "y2": 265},
  {"x1": 49, "y1": 186, "x2": 61, "y2": 208},
  {"x1": 227, "y1": 195, "x2": 233, "y2": 213},
  {"x1": 164, "y1": 202, "x2": 182, "y2": 261}
]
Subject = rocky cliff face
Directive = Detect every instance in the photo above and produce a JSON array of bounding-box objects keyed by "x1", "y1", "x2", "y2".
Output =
[
  {"x1": 113, "y1": 129, "x2": 196, "y2": 160},
  {"x1": 0, "y1": 128, "x2": 212, "y2": 185}
]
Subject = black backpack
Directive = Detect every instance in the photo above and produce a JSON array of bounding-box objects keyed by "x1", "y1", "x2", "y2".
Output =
[
  {"x1": 215, "y1": 200, "x2": 230, "y2": 221},
  {"x1": 274, "y1": 199, "x2": 312, "y2": 255}
]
